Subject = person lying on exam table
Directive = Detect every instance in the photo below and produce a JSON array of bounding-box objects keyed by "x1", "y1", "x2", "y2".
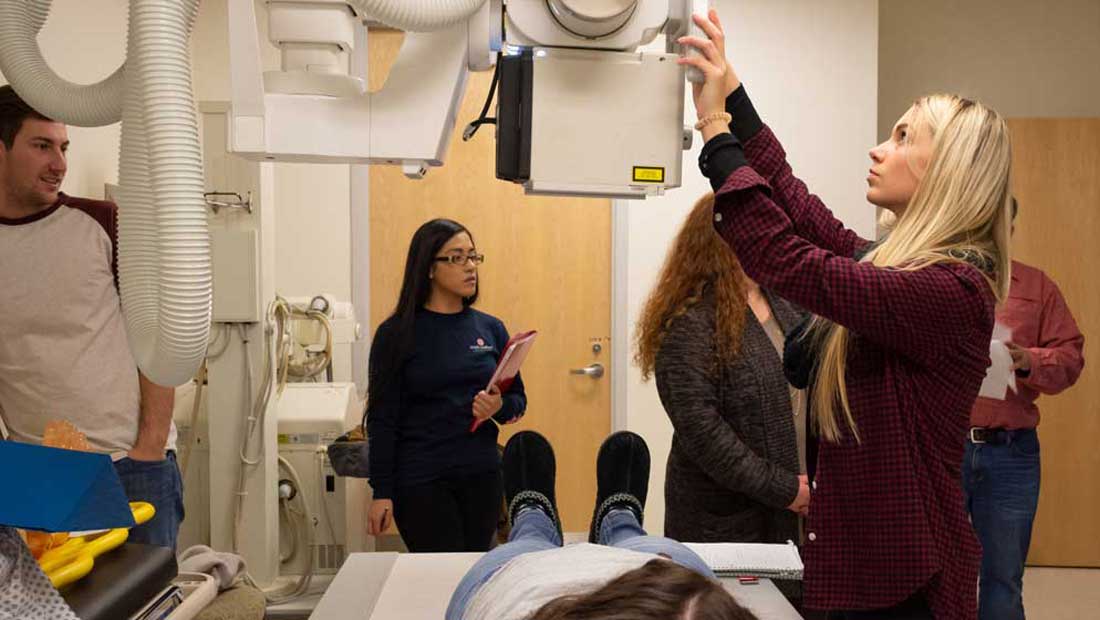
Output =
[
  {"x1": 682, "y1": 8, "x2": 1014, "y2": 619},
  {"x1": 445, "y1": 430, "x2": 760, "y2": 620},
  {"x1": 365, "y1": 218, "x2": 527, "y2": 553}
]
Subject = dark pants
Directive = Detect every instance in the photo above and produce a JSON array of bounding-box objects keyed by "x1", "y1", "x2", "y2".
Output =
[
  {"x1": 114, "y1": 451, "x2": 185, "y2": 550},
  {"x1": 827, "y1": 591, "x2": 933, "y2": 619},
  {"x1": 962, "y1": 429, "x2": 1041, "y2": 620},
  {"x1": 392, "y1": 469, "x2": 502, "y2": 552}
]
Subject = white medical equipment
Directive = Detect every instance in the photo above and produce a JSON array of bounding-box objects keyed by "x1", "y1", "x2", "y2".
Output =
[
  {"x1": 273, "y1": 382, "x2": 365, "y2": 576},
  {"x1": 234, "y1": 0, "x2": 697, "y2": 199},
  {"x1": 0, "y1": 0, "x2": 709, "y2": 608}
]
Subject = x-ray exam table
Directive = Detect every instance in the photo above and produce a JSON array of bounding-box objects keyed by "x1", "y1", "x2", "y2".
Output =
[{"x1": 309, "y1": 552, "x2": 803, "y2": 619}]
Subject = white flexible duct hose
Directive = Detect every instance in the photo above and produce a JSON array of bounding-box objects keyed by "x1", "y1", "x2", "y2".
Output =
[
  {"x1": 119, "y1": 0, "x2": 210, "y2": 386},
  {"x1": 0, "y1": 0, "x2": 124, "y2": 126},
  {"x1": 351, "y1": 0, "x2": 487, "y2": 32},
  {"x1": 0, "y1": 0, "x2": 210, "y2": 387}
]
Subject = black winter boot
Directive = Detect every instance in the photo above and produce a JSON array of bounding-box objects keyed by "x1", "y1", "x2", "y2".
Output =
[
  {"x1": 588, "y1": 431, "x2": 650, "y2": 543},
  {"x1": 502, "y1": 431, "x2": 562, "y2": 540}
]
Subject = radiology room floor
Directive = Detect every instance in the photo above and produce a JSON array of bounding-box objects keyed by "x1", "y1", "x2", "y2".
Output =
[{"x1": 1023, "y1": 567, "x2": 1100, "y2": 619}]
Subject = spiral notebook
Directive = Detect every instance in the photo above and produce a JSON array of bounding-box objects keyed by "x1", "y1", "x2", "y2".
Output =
[{"x1": 683, "y1": 541, "x2": 803, "y2": 580}]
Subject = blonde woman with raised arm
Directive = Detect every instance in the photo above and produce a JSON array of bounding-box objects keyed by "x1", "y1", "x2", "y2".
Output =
[{"x1": 681, "y1": 10, "x2": 1012, "y2": 620}]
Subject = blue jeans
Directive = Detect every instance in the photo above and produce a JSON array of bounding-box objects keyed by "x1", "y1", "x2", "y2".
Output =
[
  {"x1": 445, "y1": 508, "x2": 714, "y2": 620},
  {"x1": 962, "y1": 429, "x2": 1040, "y2": 620},
  {"x1": 114, "y1": 451, "x2": 185, "y2": 550}
]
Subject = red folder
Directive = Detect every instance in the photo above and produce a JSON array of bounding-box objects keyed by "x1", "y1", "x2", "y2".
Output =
[{"x1": 471, "y1": 330, "x2": 537, "y2": 432}]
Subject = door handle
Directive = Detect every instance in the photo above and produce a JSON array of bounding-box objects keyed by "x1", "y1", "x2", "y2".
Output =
[{"x1": 569, "y1": 363, "x2": 604, "y2": 379}]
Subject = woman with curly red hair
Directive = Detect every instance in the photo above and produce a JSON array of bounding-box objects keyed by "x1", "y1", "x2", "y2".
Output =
[{"x1": 635, "y1": 193, "x2": 809, "y2": 546}]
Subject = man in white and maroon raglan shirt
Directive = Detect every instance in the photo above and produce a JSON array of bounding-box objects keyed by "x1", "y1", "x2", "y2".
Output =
[{"x1": 0, "y1": 85, "x2": 182, "y2": 549}]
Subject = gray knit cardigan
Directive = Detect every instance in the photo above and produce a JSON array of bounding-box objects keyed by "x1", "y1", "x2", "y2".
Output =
[{"x1": 656, "y1": 286, "x2": 804, "y2": 544}]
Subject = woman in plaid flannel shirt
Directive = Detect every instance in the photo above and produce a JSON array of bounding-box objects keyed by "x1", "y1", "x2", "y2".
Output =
[{"x1": 680, "y1": 11, "x2": 1013, "y2": 620}]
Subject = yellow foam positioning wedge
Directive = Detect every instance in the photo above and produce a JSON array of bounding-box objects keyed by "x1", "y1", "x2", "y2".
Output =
[
  {"x1": 130, "y1": 502, "x2": 155, "y2": 525},
  {"x1": 39, "y1": 539, "x2": 88, "y2": 573},
  {"x1": 81, "y1": 527, "x2": 130, "y2": 557},
  {"x1": 42, "y1": 501, "x2": 156, "y2": 588},
  {"x1": 47, "y1": 554, "x2": 95, "y2": 589}
]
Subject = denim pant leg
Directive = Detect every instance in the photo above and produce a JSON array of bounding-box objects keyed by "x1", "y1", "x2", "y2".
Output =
[
  {"x1": 114, "y1": 451, "x2": 185, "y2": 550},
  {"x1": 445, "y1": 507, "x2": 562, "y2": 620},
  {"x1": 598, "y1": 509, "x2": 715, "y2": 578},
  {"x1": 962, "y1": 431, "x2": 1041, "y2": 620}
]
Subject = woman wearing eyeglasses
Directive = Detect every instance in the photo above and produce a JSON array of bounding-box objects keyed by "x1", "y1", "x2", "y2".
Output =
[{"x1": 365, "y1": 218, "x2": 527, "y2": 553}]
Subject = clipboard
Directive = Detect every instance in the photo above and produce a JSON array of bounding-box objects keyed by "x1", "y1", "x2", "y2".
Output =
[
  {"x1": 471, "y1": 330, "x2": 537, "y2": 432},
  {"x1": 487, "y1": 330, "x2": 537, "y2": 392}
]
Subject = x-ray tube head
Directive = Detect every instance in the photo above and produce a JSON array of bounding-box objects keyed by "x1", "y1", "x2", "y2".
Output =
[
  {"x1": 495, "y1": 46, "x2": 686, "y2": 199},
  {"x1": 225, "y1": 0, "x2": 693, "y2": 199}
]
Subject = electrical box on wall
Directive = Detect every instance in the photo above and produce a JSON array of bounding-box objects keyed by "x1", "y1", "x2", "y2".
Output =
[{"x1": 210, "y1": 229, "x2": 261, "y2": 322}]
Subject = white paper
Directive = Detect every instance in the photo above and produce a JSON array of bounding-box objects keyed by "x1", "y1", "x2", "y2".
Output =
[{"x1": 979, "y1": 322, "x2": 1017, "y2": 400}]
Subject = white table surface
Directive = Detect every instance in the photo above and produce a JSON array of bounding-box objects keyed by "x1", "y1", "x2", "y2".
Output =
[{"x1": 310, "y1": 552, "x2": 803, "y2": 620}]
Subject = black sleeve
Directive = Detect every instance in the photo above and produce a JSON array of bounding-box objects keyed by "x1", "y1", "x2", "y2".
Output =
[
  {"x1": 365, "y1": 323, "x2": 399, "y2": 499},
  {"x1": 783, "y1": 315, "x2": 817, "y2": 390},
  {"x1": 697, "y1": 84, "x2": 768, "y2": 192},
  {"x1": 726, "y1": 84, "x2": 765, "y2": 143},
  {"x1": 698, "y1": 133, "x2": 749, "y2": 192}
]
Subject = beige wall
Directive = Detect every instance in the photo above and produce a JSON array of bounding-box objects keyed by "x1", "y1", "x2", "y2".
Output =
[
  {"x1": 879, "y1": 0, "x2": 1100, "y2": 139},
  {"x1": 619, "y1": 0, "x2": 879, "y2": 534}
]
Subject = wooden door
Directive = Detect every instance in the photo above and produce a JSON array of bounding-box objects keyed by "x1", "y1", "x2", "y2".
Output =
[
  {"x1": 368, "y1": 32, "x2": 612, "y2": 534},
  {"x1": 1009, "y1": 119, "x2": 1100, "y2": 567}
]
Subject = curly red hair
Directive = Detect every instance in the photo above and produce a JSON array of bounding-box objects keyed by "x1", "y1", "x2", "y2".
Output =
[{"x1": 634, "y1": 193, "x2": 749, "y2": 380}]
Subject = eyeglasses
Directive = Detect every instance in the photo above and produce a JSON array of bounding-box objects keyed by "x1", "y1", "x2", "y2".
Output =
[{"x1": 434, "y1": 253, "x2": 485, "y2": 266}]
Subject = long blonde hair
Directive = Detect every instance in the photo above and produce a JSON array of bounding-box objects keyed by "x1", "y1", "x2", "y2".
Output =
[
  {"x1": 634, "y1": 193, "x2": 748, "y2": 381},
  {"x1": 813, "y1": 94, "x2": 1013, "y2": 443}
]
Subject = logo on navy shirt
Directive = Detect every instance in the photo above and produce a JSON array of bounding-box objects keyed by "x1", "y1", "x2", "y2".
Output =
[{"x1": 469, "y1": 337, "x2": 493, "y2": 353}]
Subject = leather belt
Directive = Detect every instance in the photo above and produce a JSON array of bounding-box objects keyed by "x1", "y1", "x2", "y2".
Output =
[{"x1": 969, "y1": 427, "x2": 1032, "y2": 445}]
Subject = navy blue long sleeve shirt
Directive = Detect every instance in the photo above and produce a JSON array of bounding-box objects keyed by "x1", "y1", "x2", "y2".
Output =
[{"x1": 366, "y1": 307, "x2": 527, "y2": 499}]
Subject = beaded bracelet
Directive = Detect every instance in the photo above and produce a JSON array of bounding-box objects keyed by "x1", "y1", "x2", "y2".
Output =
[{"x1": 694, "y1": 111, "x2": 732, "y2": 131}]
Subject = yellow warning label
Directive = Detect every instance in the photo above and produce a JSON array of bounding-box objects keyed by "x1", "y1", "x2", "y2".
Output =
[{"x1": 632, "y1": 166, "x2": 665, "y2": 183}]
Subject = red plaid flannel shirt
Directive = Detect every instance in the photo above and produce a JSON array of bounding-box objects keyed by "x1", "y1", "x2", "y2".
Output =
[{"x1": 712, "y1": 126, "x2": 990, "y2": 618}]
